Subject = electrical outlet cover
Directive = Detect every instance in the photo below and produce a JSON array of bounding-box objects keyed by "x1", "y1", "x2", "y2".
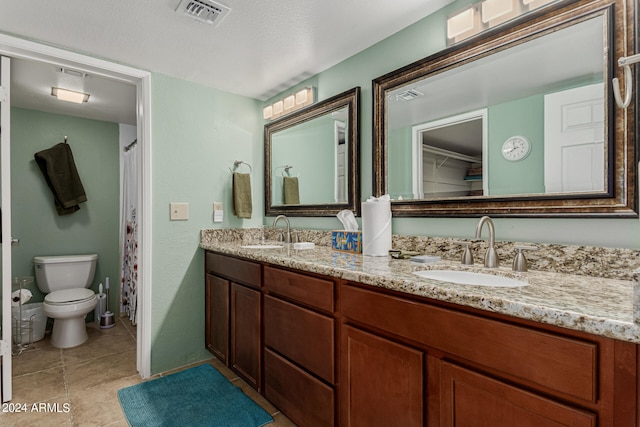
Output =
[{"x1": 170, "y1": 203, "x2": 189, "y2": 220}]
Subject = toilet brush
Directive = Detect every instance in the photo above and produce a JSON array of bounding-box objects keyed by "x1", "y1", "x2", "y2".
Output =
[{"x1": 100, "y1": 277, "x2": 115, "y2": 329}]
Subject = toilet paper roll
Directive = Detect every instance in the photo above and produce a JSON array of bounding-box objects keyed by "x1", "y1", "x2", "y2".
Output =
[
  {"x1": 11, "y1": 289, "x2": 32, "y2": 307},
  {"x1": 361, "y1": 197, "x2": 392, "y2": 256}
]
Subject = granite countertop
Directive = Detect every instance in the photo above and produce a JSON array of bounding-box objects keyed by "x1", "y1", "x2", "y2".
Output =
[{"x1": 200, "y1": 237, "x2": 640, "y2": 344}]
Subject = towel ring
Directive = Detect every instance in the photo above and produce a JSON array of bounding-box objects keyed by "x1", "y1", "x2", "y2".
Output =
[
  {"x1": 280, "y1": 165, "x2": 300, "y2": 178},
  {"x1": 613, "y1": 53, "x2": 640, "y2": 109},
  {"x1": 229, "y1": 160, "x2": 252, "y2": 174}
]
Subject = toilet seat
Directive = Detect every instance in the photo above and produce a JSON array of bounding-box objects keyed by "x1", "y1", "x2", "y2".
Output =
[{"x1": 45, "y1": 288, "x2": 95, "y2": 306}]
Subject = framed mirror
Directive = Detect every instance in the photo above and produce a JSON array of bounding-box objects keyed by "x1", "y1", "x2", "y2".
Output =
[
  {"x1": 373, "y1": 0, "x2": 636, "y2": 217},
  {"x1": 265, "y1": 87, "x2": 360, "y2": 216}
]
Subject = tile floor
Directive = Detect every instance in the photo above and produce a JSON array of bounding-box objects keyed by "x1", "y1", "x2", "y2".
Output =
[{"x1": 2, "y1": 317, "x2": 295, "y2": 426}]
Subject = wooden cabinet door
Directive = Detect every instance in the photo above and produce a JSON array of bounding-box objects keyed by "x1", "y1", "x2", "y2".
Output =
[
  {"x1": 341, "y1": 325, "x2": 424, "y2": 427},
  {"x1": 439, "y1": 361, "x2": 596, "y2": 427},
  {"x1": 230, "y1": 282, "x2": 262, "y2": 391},
  {"x1": 205, "y1": 273, "x2": 229, "y2": 363}
]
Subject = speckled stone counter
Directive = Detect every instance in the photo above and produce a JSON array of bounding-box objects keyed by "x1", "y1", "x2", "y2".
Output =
[{"x1": 201, "y1": 228, "x2": 640, "y2": 344}]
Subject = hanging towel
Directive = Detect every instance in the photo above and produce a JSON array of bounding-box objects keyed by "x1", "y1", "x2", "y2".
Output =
[
  {"x1": 283, "y1": 176, "x2": 300, "y2": 205},
  {"x1": 233, "y1": 172, "x2": 252, "y2": 218},
  {"x1": 34, "y1": 142, "x2": 87, "y2": 215}
]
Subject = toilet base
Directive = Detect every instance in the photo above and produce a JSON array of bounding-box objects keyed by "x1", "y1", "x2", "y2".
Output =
[{"x1": 50, "y1": 316, "x2": 90, "y2": 348}]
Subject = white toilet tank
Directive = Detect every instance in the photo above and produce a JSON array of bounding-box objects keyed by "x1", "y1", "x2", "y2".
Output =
[{"x1": 34, "y1": 254, "x2": 98, "y2": 293}]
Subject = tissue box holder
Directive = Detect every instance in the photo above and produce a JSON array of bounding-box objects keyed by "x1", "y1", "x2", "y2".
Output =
[{"x1": 332, "y1": 230, "x2": 362, "y2": 253}]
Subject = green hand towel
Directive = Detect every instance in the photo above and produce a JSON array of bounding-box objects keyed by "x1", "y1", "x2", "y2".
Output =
[
  {"x1": 233, "y1": 172, "x2": 252, "y2": 218},
  {"x1": 34, "y1": 142, "x2": 87, "y2": 216},
  {"x1": 283, "y1": 176, "x2": 300, "y2": 205}
]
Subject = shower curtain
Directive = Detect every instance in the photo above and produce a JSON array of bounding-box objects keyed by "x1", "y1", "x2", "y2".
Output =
[{"x1": 120, "y1": 144, "x2": 138, "y2": 325}]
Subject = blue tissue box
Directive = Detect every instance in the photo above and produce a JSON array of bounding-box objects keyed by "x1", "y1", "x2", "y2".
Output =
[{"x1": 332, "y1": 230, "x2": 362, "y2": 253}]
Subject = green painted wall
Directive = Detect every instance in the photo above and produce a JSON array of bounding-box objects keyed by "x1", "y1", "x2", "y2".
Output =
[
  {"x1": 264, "y1": 0, "x2": 639, "y2": 249},
  {"x1": 387, "y1": 127, "x2": 413, "y2": 199},
  {"x1": 488, "y1": 94, "x2": 545, "y2": 195},
  {"x1": 271, "y1": 114, "x2": 336, "y2": 205},
  {"x1": 150, "y1": 73, "x2": 262, "y2": 374},
  {"x1": 9, "y1": 108, "x2": 120, "y2": 313}
]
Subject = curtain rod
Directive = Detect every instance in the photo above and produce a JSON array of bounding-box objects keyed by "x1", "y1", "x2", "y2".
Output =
[{"x1": 124, "y1": 139, "x2": 137, "y2": 152}]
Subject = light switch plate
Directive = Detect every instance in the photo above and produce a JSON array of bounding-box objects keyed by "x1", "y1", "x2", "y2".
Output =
[
  {"x1": 170, "y1": 203, "x2": 189, "y2": 221},
  {"x1": 213, "y1": 202, "x2": 223, "y2": 223}
]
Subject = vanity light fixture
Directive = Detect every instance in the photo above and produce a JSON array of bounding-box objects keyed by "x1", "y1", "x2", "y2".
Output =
[
  {"x1": 272, "y1": 100, "x2": 284, "y2": 116},
  {"x1": 263, "y1": 87, "x2": 315, "y2": 121},
  {"x1": 482, "y1": 0, "x2": 518, "y2": 25},
  {"x1": 447, "y1": 6, "x2": 478, "y2": 40},
  {"x1": 447, "y1": 0, "x2": 556, "y2": 45},
  {"x1": 51, "y1": 87, "x2": 90, "y2": 104}
]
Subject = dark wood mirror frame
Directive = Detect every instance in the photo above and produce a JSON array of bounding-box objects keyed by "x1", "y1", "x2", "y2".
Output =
[
  {"x1": 265, "y1": 87, "x2": 361, "y2": 216},
  {"x1": 373, "y1": 0, "x2": 637, "y2": 217}
]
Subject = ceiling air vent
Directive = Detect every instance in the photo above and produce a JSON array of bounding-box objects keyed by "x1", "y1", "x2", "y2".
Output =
[
  {"x1": 396, "y1": 89, "x2": 424, "y2": 101},
  {"x1": 176, "y1": 0, "x2": 230, "y2": 26}
]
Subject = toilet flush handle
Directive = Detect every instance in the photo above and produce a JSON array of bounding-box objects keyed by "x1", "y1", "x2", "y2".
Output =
[{"x1": 11, "y1": 238, "x2": 19, "y2": 245}]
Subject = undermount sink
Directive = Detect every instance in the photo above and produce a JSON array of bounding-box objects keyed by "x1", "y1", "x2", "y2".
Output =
[
  {"x1": 413, "y1": 270, "x2": 528, "y2": 288},
  {"x1": 240, "y1": 244, "x2": 284, "y2": 249}
]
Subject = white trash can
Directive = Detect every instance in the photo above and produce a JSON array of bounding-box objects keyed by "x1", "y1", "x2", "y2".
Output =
[{"x1": 12, "y1": 302, "x2": 46, "y2": 344}]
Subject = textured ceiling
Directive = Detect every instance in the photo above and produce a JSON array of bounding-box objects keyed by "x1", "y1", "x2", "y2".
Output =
[{"x1": 0, "y1": 0, "x2": 452, "y2": 101}]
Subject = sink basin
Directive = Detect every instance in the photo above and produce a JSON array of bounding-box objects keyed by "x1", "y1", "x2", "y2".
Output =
[
  {"x1": 240, "y1": 244, "x2": 284, "y2": 249},
  {"x1": 413, "y1": 270, "x2": 528, "y2": 287}
]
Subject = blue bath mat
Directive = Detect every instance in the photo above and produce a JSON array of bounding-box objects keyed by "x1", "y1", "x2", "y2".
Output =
[{"x1": 118, "y1": 363, "x2": 273, "y2": 427}]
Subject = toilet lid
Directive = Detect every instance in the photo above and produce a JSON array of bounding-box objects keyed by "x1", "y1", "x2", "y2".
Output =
[{"x1": 45, "y1": 288, "x2": 95, "y2": 305}]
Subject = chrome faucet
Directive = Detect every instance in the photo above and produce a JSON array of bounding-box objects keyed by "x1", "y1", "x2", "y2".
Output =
[
  {"x1": 474, "y1": 216, "x2": 499, "y2": 268},
  {"x1": 272, "y1": 215, "x2": 291, "y2": 243}
]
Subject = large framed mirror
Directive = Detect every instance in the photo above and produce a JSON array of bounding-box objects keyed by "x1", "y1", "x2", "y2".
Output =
[
  {"x1": 373, "y1": 0, "x2": 637, "y2": 217},
  {"x1": 265, "y1": 87, "x2": 360, "y2": 216}
]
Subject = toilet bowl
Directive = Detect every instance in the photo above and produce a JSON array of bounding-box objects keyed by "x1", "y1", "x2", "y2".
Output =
[
  {"x1": 34, "y1": 254, "x2": 99, "y2": 349},
  {"x1": 43, "y1": 288, "x2": 97, "y2": 348}
]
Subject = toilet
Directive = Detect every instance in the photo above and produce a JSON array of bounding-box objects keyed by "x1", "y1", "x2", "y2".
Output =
[{"x1": 34, "y1": 254, "x2": 99, "y2": 348}]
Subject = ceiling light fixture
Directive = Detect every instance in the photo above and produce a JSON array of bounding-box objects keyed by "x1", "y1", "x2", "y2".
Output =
[
  {"x1": 51, "y1": 87, "x2": 90, "y2": 104},
  {"x1": 263, "y1": 87, "x2": 315, "y2": 121}
]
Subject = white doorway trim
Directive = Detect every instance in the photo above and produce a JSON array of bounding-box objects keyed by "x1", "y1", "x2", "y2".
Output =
[{"x1": 0, "y1": 34, "x2": 152, "y2": 379}]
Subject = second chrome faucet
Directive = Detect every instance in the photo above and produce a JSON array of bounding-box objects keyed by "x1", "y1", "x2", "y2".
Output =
[{"x1": 475, "y1": 216, "x2": 499, "y2": 268}]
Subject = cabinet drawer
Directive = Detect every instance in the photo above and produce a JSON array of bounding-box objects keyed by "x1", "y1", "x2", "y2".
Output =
[
  {"x1": 265, "y1": 295, "x2": 334, "y2": 383},
  {"x1": 342, "y1": 284, "x2": 598, "y2": 402},
  {"x1": 264, "y1": 266, "x2": 334, "y2": 312},
  {"x1": 265, "y1": 348, "x2": 334, "y2": 427},
  {"x1": 205, "y1": 252, "x2": 261, "y2": 289}
]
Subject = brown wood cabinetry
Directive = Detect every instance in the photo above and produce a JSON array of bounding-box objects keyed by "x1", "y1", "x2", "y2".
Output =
[
  {"x1": 341, "y1": 325, "x2": 424, "y2": 427},
  {"x1": 230, "y1": 282, "x2": 261, "y2": 390},
  {"x1": 205, "y1": 273, "x2": 228, "y2": 363},
  {"x1": 439, "y1": 361, "x2": 596, "y2": 427},
  {"x1": 204, "y1": 252, "x2": 262, "y2": 391},
  {"x1": 205, "y1": 250, "x2": 638, "y2": 426},
  {"x1": 263, "y1": 265, "x2": 336, "y2": 427},
  {"x1": 340, "y1": 283, "x2": 637, "y2": 427}
]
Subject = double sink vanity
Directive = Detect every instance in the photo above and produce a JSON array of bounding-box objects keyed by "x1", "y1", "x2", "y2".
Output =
[
  {"x1": 200, "y1": 227, "x2": 639, "y2": 427},
  {"x1": 201, "y1": 0, "x2": 639, "y2": 423}
]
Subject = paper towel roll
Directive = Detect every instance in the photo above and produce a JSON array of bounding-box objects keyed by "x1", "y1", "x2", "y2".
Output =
[{"x1": 362, "y1": 198, "x2": 392, "y2": 256}]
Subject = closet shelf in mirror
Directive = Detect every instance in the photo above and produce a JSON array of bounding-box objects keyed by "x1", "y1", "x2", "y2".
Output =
[{"x1": 423, "y1": 145, "x2": 481, "y2": 164}]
